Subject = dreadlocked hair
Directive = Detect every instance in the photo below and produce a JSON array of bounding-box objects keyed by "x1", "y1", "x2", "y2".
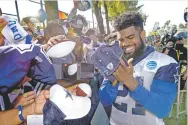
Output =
[{"x1": 113, "y1": 11, "x2": 144, "y2": 31}]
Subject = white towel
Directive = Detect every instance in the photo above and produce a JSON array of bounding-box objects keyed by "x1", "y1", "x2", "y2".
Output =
[{"x1": 0, "y1": 16, "x2": 29, "y2": 45}]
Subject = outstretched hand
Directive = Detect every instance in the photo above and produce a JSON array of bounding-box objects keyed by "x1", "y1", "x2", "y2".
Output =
[
  {"x1": 43, "y1": 35, "x2": 66, "y2": 51},
  {"x1": 13, "y1": 91, "x2": 36, "y2": 108},
  {"x1": 47, "y1": 35, "x2": 66, "y2": 47}
]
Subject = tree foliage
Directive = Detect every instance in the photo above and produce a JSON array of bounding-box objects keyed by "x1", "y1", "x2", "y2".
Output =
[
  {"x1": 104, "y1": 0, "x2": 144, "y2": 20},
  {"x1": 91, "y1": 0, "x2": 146, "y2": 33},
  {"x1": 105, "y1": 1, "x2": 127, "y2": 20},
  {"x1": 179, "y1": 23, "x2": 185, "y2": 29},
  {"x1": 44, "y1": 1, "x2": 59, "y2": 22}
]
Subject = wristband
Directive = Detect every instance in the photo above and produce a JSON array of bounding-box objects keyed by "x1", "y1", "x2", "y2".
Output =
[{"x1": 18, "y1": 105, "x2": 25, "y2": 122}]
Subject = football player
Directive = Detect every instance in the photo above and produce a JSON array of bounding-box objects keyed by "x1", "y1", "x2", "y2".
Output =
[{"x1": 99, "y1": 12, "x2": 179, "y2": 125}]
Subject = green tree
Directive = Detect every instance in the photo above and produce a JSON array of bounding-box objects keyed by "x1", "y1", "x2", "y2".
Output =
[
  {"x1": 105, "y1": 1, "x2": 126, "y2": 21},
  {"x1": 179, "y1": 23, "x2": 185, "y2": 29},
  {"x1": 92, "y1": 0, "x2": 144, "y2": 34},
  {"x1": 105, "y1": 0, "x2": 144, "y2": 20},
  {"x1": 92, "y1": 1, "x2": 105, "y2": 34},
  {"x1": 104, "y1": 1, "x2": 110, "y2": 34},
  {"x1": 44, "y1": 1, "x2": 59, "y2": 22}
]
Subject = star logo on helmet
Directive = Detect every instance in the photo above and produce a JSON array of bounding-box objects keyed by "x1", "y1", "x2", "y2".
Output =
[
  {"x1": 107, "y1": 62, "x2": 114, "y2": 70},
  {"x1": 64, "y1": 89, "x2": 73, "y2": 100}
]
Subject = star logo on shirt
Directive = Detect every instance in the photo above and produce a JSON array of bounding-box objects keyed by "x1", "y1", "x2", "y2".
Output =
[
  {"x1": 174, "y1": 65, "x2": 180, "y2": 84},
  {"x1": 64, "y1": 89, "x2": 73, "y2": 100}
]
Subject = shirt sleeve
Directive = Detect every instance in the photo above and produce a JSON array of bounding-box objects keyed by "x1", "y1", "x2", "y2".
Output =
[
  {"x1": 130, "y1": 63, "x2": 179, "y2": 118},
  {"x1": 99, "y1": 79, "x2": 119, "y2": 106}
]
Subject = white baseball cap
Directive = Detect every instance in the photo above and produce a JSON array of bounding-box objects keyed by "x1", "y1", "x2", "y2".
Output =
[
  {"x1": 49, "y1": 84, "x2": 91, "y2": 120},
  {"x1": 77, "y1": 83, "x2": 92, "y2": 97}
]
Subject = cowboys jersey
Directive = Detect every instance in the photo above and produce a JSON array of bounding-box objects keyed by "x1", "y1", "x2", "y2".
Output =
[{"x1": 100, "y1": 46, "x2": 179, "y2": 125}]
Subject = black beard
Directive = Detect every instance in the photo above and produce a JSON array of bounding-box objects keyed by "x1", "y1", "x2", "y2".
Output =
[{"x1": 124, "y1": 37, "x2": 146, "y2": 60}]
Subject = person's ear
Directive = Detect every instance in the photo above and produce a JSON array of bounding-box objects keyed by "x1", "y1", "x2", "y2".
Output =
[{"x1": 140, "y1": 30, "x2": 146, "y2": 40}]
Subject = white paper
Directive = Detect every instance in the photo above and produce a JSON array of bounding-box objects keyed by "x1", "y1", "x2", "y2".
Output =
[{"x1": 27, "y1": 115, "x2": 43, "y2": 125}]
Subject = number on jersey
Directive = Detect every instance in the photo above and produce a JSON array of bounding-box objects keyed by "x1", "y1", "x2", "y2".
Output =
[{"x1": 113, "y1": 76, "x2": 145, "y2": 115}]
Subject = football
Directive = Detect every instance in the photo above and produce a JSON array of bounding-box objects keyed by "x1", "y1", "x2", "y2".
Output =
[
  {"x1": 68, "y1": 63, "x2": 77, "y2": 75},
  {"x1": 46, "y1": 41, "x2": 76, "y2": 58}
]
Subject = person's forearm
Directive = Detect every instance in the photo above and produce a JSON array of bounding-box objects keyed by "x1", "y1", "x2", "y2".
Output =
[
  {"x1": 41, "y1": 44, "x2": 49, "y2": 51},
  {"x1": 0, "y1": 108, "x2": 21, "y2": 125},
  {"x1": 130, "y1": 79, "x2": 177, "y2": 118},
  {"x1": 99, "y1": 80, "x2": 119, "y2": 106},
  {"x1": 23, "y1": 103, "x2": 35, "y2": 119},
  {"x1": 0, "y1": 103, "x2": 34, "y2": 125}
]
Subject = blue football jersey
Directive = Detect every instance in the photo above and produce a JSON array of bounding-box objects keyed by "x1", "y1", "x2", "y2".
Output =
[
  {"x1": 99, "y1": 46, "x2": 179, "y2": 125},
  {"x1": 0, "y1": 44, "x2": 56, "y2": 94}
]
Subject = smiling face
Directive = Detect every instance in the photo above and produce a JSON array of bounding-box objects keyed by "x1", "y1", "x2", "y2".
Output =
[
  {"x1": 116, "y1": 26, "x2": 146, "y2": 59},
  {"x1": 113, "y1": 12, "x2": 146, "y2": 59}
]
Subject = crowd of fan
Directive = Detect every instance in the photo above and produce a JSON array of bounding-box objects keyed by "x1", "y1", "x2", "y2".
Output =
[{"x1": 0, "y1": 8, "x2": 187, "y2": 125}]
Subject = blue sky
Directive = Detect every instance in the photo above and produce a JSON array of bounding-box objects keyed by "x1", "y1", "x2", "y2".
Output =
[{"x1": 0, "y1": 0, "x2": 187, "y2": 35}]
